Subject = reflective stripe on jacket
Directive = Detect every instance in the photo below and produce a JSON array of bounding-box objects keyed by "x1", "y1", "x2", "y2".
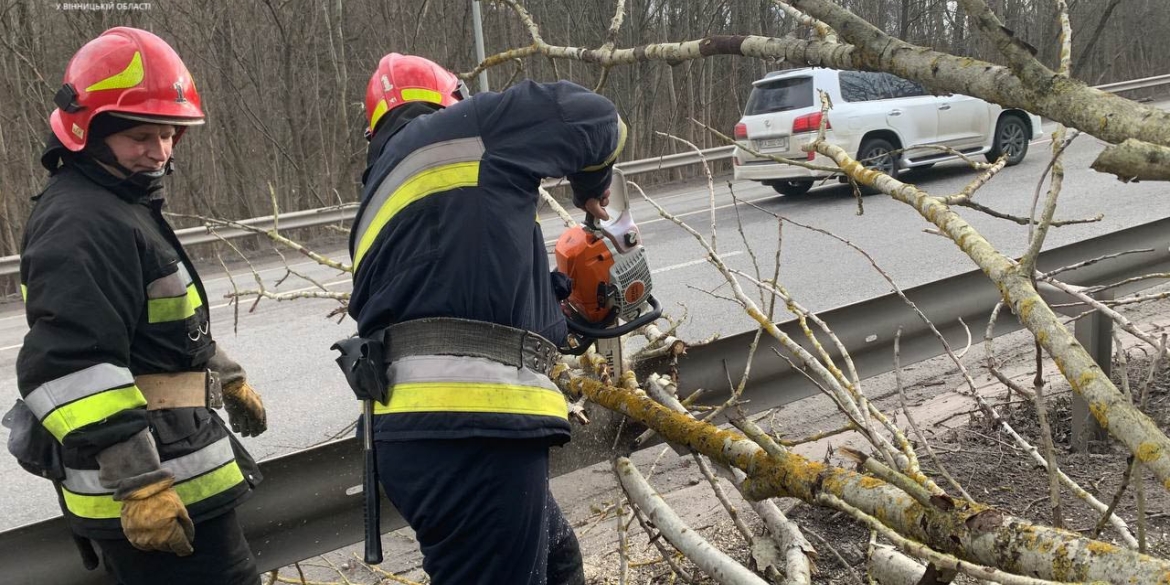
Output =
[
  {"x1": 17, "y1": 164, "x2": 251, "y2": 538},
  {"x1": 349, "y1": 80, "x2": 624, "y2": 443},
  {"x1": 372, "y1": 355, "x2": 569, "y2": 442},
  {"x1": 59, "y1": 435, "x2": 243, "y2": 520}
]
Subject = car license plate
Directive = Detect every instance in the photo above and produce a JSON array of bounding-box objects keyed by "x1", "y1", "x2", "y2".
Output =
[{"x1": 754, "y1": 137, "x2": 788, "y2": 151}]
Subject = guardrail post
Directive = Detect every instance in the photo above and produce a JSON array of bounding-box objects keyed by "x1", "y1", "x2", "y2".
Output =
[{"x1": 1071, "y1": 289, "x2": 1113, "y2": 453}]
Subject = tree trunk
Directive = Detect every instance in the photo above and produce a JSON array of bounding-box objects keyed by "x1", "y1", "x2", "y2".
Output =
[{"x1": 564, "y1": 376, "x2": 1170, "y2": 584}]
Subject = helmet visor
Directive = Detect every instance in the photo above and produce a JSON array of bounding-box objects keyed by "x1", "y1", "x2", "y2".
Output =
[{"x1": 109, "y1": 112, "x2": 205, "y2": 126}]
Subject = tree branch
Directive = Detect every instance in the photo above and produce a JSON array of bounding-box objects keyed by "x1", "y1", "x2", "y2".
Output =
[
  {"x1": 616, "y1": 457, "x2": 769, "y2": 585},
  {"x1": 808, "y1": 133, "x2": 1170, "y2": 492},
  {"x1": 557, "y1": 373, "x2": 1164, "y2": 582}
]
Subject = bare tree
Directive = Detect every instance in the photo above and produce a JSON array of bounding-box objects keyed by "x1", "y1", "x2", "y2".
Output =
[{"x1": 3, "y1": 0, "x2": 1164, "y2": 270}]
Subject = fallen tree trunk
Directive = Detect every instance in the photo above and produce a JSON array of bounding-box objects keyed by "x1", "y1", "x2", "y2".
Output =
[{"x1": 562, "y1": 376, "x2": 1170, "y2": 584}]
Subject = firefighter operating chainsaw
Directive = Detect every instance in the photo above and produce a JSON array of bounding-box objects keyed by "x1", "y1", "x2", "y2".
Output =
[
  {"x1": 555, "y1": 168, "x2": 662, "y2": 375},
  {"x1": 334, "y1": 166, "x2": 664, "y2": 575},
  {"x1": 333, "y1": 53, "x2": 631, "y2": 585}
]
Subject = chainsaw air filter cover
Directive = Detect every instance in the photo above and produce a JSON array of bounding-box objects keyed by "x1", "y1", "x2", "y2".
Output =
[
  {"x1": 555, "y1": 224, "x2": 654, "y2": 325},
  {"x1": 555, "y1": 225, "x2": 615, "y2": 325}
]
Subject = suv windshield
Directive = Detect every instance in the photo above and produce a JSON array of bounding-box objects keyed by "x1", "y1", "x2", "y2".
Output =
[{"x1": 745, "y1": 76, "x2": 814, "y2": 115}]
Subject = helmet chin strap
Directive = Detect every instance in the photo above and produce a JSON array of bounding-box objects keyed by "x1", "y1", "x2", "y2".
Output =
[
  {"x1": 123, "y1": 161, "x2": 170, "y2": 192},
  {"x1": 85, "y1": 140, "x2": 133, "y2": 174},
  {"x1": 141, "y1": 160, "x2": 172, "y2": 178},
  {"x1": 85, "y1": 139, "x2": 172, "y2": 184}
]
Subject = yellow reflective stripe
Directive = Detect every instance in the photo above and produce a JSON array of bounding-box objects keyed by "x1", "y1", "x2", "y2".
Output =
[
  {"x1": 353, "y1": 161, "x2": 480, "y2": 270},
  {"x1": 582, "y1": 117, "x2": 628, "y2": 172},
  {"x1": 352, "y1": 138, "x2": 485, "y2": 250},
  {"x1": 85, "y1": 51, "x2": 145, "y2": 92},
  {"x1": 369, "y1": 99, "x2": 389, "y2": 132},
  {"x1": 41, "y1": 385, "x2": 146, "y2": 442},
  {"x1": 147, "y1": 284, "x2": 203, "y2": 323},
  {"x1": 174, "y1": 461, "x2": 245, "y2": 505},
  {"x1": 25, "y1": 364, "x2": 135, "y2": 421},
  {"x1": 61, "y1": 461, "x2": 245, "y2": 519},
  {"x1": 374, "y1": 382, "x2": 568, "y2": 419},
  {"x1": 20, "y1": 283, "x2": 27, "y2": 302},
  {"x1": 401, "y1": 88, "x2": 443, "y2": 105},
  {"x1": 60, "y1": 486, "x2": 122, "y2": 519}
]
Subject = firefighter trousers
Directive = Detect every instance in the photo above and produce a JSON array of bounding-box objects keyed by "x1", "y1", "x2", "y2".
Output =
[
  {"x1": 93, "y1": 509, "x2": 260, "y2": 585},
  {"x1": 377, "y1": 437, "x2": 585, "y2": 585}
]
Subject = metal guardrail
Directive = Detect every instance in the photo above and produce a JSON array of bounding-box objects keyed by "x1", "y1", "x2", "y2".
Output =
[
  {"x1": 612, "y1": 145, "x2": 735, "y2": 176},
  {"x1": 1094, "y1": 73, "x2": 1170, "y2": 94},
  {"x1": 173, "y1": 206, "x2": 356, "y2": 247},
  {"x1": 644, "y1": 218, "x2": 1170, "y2": 418},
  {"x1": 0, "y1": 145, "x2": 736, "y2": 278},
  {"x1": 4, "y1": 72, "x2": 1166, "y2": 278},
  {"x1": 4, "y1": 213, "x2": 1169, "y2": 584}
]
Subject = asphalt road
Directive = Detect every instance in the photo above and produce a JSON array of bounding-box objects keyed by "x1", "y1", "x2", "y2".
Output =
[{"x1": 2, "y1": 111, "x2": 1169, "y2": 531}]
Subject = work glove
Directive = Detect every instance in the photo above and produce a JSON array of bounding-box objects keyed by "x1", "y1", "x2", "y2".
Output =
[
  {"x1": 120, "y1": 477, "x2": 195, "y2": 556},
  {"x1": 222, "y1": 380, "x2": 267, "y2": 437}
]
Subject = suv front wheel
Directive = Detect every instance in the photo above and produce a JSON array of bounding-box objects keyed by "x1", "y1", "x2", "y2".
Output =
[
  {"x1": 986, "y1": 114, "x2": 1029, "y2": 166},
  {"x1": 770, "y1": 180, "x2": 814, "y2": 196}
]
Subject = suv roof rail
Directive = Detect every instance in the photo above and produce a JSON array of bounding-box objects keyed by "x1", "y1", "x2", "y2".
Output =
[{"x1": 755, "y1": 67, "x2": 818, "y2": 85}]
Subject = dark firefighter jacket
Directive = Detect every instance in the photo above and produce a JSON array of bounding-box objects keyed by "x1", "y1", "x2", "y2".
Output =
[
  {"x1": 348, "y1": 80, "x2": 626, "y2": 444},
  {"x1": 16, "y1": 151, "x2": 255, "y2": 539}
]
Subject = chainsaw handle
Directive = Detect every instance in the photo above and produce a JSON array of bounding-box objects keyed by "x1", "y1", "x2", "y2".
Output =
[
  {"x1": 582, "y1": 185, "x2": 616, "y2": 232},
  {"x1": 558, "y1": 335, "x2": 596, "y2": 356},
  {"x1": 564, "y1": 295, "x2": 662, "y2": 340}
]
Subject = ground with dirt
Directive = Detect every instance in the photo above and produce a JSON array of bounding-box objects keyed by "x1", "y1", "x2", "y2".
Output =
[{"x1": 271, "y1": 292, "x2": 1170, "y2": 585}]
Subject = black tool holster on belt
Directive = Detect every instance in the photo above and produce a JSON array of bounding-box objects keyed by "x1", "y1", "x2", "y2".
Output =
[
  {"x1": 3, "y1": 399, "x2": 63, "y2": 481},
  {"x1": 330, "y1": 335, "x2": 389, "y2": 404},
  {"x1": 3, "y1": 400, "x2": 100, "y2": 570}
]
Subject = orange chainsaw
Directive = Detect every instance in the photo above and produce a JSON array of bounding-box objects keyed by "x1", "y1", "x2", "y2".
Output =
[{"x1": 555, "y1": 168, "x2": 661, "y2": 358}]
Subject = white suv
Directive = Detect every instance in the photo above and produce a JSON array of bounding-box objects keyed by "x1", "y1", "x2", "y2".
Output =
[{"x1": 732, "y1": 68, "x2": 1043, "y2": 195}]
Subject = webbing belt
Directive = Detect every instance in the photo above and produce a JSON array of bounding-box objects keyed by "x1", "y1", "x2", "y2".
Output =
[
  {"x1": 134, "y1": 371, "x2": 222, "y2": 410},
  {"x1": 383, "y1": 318, "x2": 560, "y2": 375}
]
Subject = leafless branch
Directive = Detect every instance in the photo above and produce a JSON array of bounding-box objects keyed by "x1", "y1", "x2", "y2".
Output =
[{"x1": 895, "y1": 328, "x2": 973, "y2": 501}]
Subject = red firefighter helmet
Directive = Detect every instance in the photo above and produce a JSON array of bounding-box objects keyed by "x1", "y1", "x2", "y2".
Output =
[
  {"x1": 363, "y1": 53, "x2": 469, "y2": 137},
  {"x1": 50, "y1": 27, "x2": 204, "y2": 152}
]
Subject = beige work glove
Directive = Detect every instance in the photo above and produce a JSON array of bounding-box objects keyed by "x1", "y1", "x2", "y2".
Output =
[
  {"x1": 222, "y1": 380, "x2": 267, "y2": 437},
  {"x1": 121, "y1": 477, "x2": 195, "y2": 556}
]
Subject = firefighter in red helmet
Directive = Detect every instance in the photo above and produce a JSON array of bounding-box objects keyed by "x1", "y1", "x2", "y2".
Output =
[
  {"x1": 342, "y1": 52, "x2": 625, "y2": 584},
  {"x1": 362, "y1": 53, "x2": 468, "y2": 139},
  {"x1": 10, "y1": 27, "x2": 266, "y2": 585}
]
